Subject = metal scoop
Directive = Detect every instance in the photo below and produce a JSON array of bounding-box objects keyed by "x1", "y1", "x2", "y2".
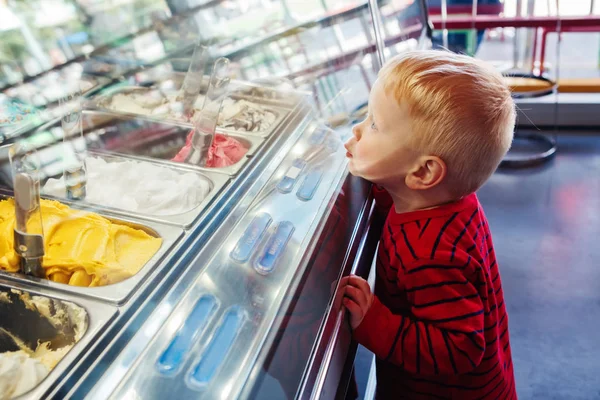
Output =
[
  {"x1": 184, "y1": 57, "x2": 231, "y2": 166},
  {"x1": 180, "y1": 43, "x2": 208, "y2": 119},
  {"x1": 9, "y1": 144, "x2": 45, "y2": 278},
  {"x1": 0, "y1": 289, "x2": 76, "y2": 351}
]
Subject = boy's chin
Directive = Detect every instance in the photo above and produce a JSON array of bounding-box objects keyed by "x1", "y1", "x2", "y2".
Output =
[
  {"x1": 347, "y1": 167, "x2": 379, "y2": 185},
  {"x1": 347, "y1": 163, "x2": 363, "y2": 178},
  {"x1": 348, "y1": 169, "x2": 360, "y2": 178}
]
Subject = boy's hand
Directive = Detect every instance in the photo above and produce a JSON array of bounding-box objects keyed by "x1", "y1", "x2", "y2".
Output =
[{"x1": 341, "y1": 275, "x2": 373, "y2": 329}]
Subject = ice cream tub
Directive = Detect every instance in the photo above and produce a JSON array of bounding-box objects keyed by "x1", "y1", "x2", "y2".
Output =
[
  {"x1": 86, "y1": 86, "x2": 289, "y2": 138},
  {"x1": 0, "y1": 278, "x2": 116, "y2": 400},
  {"x1": 84, "y1": 120, "x2": 264, "y2": 177},
  {"x1": 142, "y1": 72, "x2": 302, "y2": 110},
  {"x1": 113, "y1": 132, "x2": 261, "y2": 177},
  {"x1": 24, "y1": 111, "x2": 263, "y2": 180},
  {"x1": 78, "y1": 110, "x2": 264, "y2": 156},
  {"x1": 215, "y1": 102, "x2": 291, "y2": 139},
  {"x1": 0, "y1": 192, "x2": 183, "y2": 304},
  {"x1": 41, "y1": 152, "x2": 230, "y2": 229},
  {"x1": 148, "y1": 73, "x2": 303, "y2": 108}
]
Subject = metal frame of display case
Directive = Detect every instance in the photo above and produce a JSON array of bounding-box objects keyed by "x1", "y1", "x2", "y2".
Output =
[{"x1": 0, "y1": 101, "x2": 314, "y2": 399}]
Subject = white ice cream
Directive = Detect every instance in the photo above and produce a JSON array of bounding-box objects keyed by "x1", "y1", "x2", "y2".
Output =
[
  {"x1": 0, "y1": 344, "x2": 74, "y2": 400},
  {"x1": 43, "y1": 156, "x2": 212, "y2": 215},
  {"x1": 218, "y1": 99, "x2": 277, "y2": 133},
  {"x1": 108, "y1": 93, "x2": 165, "y2": 116},
  {"x1": 0, "y1": 351, "x2": 49, "y2": 399},
  {"x1": 106, "y1": 90, "x2": 277, "y2": 132}
]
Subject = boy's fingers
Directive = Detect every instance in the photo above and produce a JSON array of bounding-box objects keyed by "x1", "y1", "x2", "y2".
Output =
[
  {"x1": 343, "y1": 298, "x2": 363, "y2": 316},
  {"x1": 348, "y1": 275, "x2": 372, "y2": 295},
  {"x1": 344, "y1": 285, "x2": 368, "y2": 308}
]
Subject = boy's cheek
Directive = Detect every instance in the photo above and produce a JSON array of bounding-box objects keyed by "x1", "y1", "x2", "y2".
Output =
[
  {"x1": 350, "y1": 153, "x2": 407, "y2": 184},
  {"x1": 350, "y1": 147, "x2": 386, "y2": 178}
]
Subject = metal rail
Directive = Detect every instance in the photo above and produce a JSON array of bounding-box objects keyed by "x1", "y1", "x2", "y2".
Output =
[{"x1": 429, "y1": 15, "x2": 600, "y2": 30}]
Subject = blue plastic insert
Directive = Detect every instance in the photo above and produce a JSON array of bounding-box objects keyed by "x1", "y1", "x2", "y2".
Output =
[
  {"x1": 296, "y1": 168, "x2": 323, "y2": 201},
  {"x1": 230, "y1": 213, "x2": 272, "y2": 263},
  {"x1": 156, "y1": 295, "x2": 217, "y2": 375},
  {"x1": 255, "y1": 221, "x2": 295, "y2": 275},
  {"x1": 188, "y1": 307, "x2": 244, "y2": 388},
  {"x1": 276, "y1": 159, "x2": 306, "y2": 194}
]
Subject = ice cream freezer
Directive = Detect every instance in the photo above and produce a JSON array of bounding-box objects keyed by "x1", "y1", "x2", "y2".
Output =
[{"x1": 0, "y1": 93, "x2": 380, "y2": 400}]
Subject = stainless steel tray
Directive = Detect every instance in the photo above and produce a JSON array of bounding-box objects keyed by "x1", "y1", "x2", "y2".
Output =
[
  {"x1": 217, "y1": 103, "x2": 291, "y2": 139},
  {"x1": 0, "y1": 277, "x2": 117, "y2": 400},
  {"x1": 166, "y1": 75, "x2": 301, "y2": 137},
  {"x1": 79, "y1": 110, "x2": 264, "y2": 156},
  {"x1": 41, "y1": 152, "x2": 230, "y2": 229},
  {"x1": 0, "y1": 192, "x2": 183, "y2": 304},
  {"x1": 87, "y1": 85, "x2": 289, "y2": 138},
  {"x1": 29, "y1": 110, "x2": 263, "y2": 178},
  {"x1": 90, "y1": 129, "x2": 264, "y2": 177},
  {"x1": 152, "y1": 73, "x2": 302, "y2": 110}
]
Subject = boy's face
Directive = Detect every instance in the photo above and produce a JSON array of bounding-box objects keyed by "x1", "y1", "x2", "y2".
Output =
[{"x1": 345, "y1": 79, "x2": 419, "y2": 185}]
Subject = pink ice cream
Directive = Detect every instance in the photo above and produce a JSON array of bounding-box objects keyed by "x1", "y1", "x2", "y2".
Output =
[{"x1": 172, "y1": 131, "x2": 248, "y2": 167}]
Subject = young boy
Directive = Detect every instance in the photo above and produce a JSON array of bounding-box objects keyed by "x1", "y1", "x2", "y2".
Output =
[{"x1": 341, "y1": 50, "x2": 517, "y2": 399}]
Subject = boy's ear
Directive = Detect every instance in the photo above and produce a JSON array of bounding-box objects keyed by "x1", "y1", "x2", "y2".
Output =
[{"x1": 405, "y1": 156, "x2": 447, "y2": 190}]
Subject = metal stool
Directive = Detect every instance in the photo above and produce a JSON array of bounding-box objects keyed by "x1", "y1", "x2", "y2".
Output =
[{"x1": 500, "y1": 73, "x2": 558, "y2": 168}]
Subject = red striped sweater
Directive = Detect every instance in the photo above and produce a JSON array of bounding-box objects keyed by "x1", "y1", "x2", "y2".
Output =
[{"x1": 354, "y1": 187, "x2": 516, "y2": 399}]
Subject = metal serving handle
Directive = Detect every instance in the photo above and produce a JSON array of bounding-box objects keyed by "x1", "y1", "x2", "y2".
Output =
[
  {"x1": 184, "y1": 57, "x2": 231, "y2": 167},
  {"x1": 9, "y1": 144, "x2": 45, "y2": 278},
  {"x1": 180, "y1": 43, "x2": 209, "y2": 119}
]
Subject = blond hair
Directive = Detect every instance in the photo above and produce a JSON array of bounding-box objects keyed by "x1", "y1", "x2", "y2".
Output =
[{"x1": 379, "y1": 50, "x2": 515, "y2": 197}]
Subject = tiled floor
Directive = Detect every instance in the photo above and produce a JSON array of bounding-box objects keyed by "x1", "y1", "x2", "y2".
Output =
[{"x1": 353, "y1": 132, "x2": 600, "y2": 399}]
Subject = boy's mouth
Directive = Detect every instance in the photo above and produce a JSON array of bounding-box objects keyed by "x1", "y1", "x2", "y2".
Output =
[{"x1": 344, "y1": 143, "x2": 353, "y2": 158}]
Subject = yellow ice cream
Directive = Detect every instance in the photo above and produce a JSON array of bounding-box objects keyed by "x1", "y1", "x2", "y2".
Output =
[{"x1": 0, "y1": 199, "x2": 162, "y2": 287}]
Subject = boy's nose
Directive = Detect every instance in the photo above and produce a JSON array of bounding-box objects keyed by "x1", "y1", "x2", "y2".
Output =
[
  {"x1": 352, "y1": 124, "x2": 361, "y2": 140},
  {"x1": 344, "y1": 137, "x2": 355, "y2": 151}
]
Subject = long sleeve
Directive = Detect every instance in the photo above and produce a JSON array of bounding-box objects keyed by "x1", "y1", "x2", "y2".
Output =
[{"x1": 354, "y1": 257, "x2": 485, "y2": 376}]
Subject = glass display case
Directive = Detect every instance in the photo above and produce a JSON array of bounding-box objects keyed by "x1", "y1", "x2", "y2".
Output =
[{"x1": 0, "y1": 1, "x2": 430, "y2": 399}]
